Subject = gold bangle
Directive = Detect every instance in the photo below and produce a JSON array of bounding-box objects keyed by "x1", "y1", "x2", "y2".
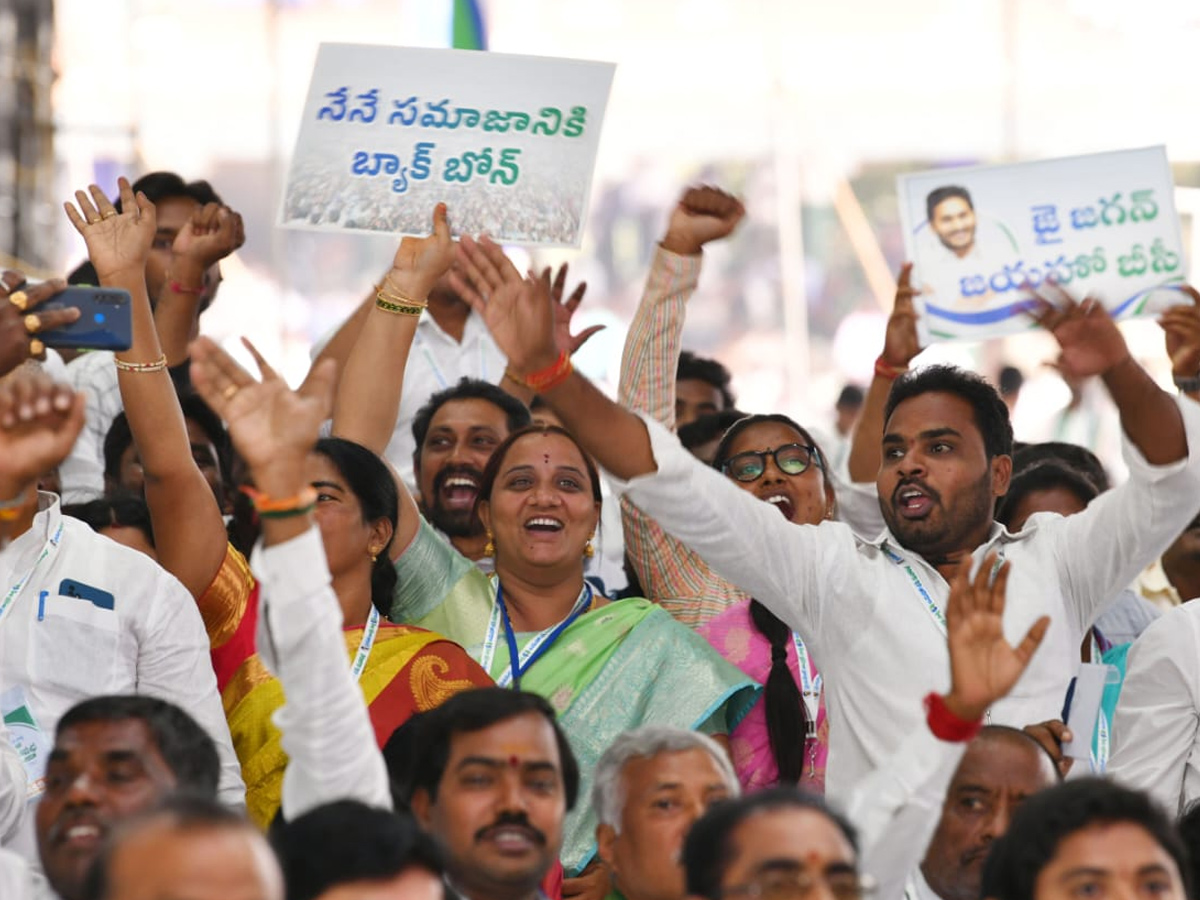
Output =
[
  {"x1": 375, "y1": 297, "x2": 425, "y2": 316},
  {"x1": 375, "y1": 280, "x2": 426, "y2": 305},
  {"x1": 115, "y1": 353, "x2": 168, "y2": 374}
]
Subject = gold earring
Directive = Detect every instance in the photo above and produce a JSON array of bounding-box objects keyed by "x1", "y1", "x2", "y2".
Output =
[
  {"x1": 583, "y1": 534, "x2": 595, "y2": 559},
  {"x1": 369, "y1": 547, "x2": 378, "y2": 563},
  {"x1": 484, "y1": 531, "x2": 495, "y2": 557}
]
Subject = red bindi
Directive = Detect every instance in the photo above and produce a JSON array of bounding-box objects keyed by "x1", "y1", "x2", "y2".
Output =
[
  {"x1": 543, "y1": 454, "x2": 550, "y2": 464},
  {"x1": 508, "y1": 755, "x2": 520, "y2": 769}
]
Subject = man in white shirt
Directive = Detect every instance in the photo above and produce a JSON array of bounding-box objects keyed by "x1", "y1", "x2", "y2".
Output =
[
  {"x1": 0, "y1": 368, "x2": 242, "y2": 860},
  {"x1": 452, "y1": 236, "x2": 1200, "y2": 807}
]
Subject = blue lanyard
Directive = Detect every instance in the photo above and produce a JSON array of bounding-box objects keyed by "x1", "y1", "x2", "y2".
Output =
[{"x1": 494, "y1": 581, "x2": 592, "y2": 689}]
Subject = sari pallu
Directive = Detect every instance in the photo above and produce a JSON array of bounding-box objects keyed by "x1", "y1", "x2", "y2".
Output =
[
  {"x1": 200, "y1": 543, "x2": 493, "y2": 828},
  {"x1": 392, "y1": 520, "x2": 761, "y2": 874}
]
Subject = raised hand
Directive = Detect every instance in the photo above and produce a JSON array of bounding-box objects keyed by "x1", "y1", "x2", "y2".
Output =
[
  {"x1": 172, "y1": 201, "x2": 246, "y2": 270},
  {"x1": 1026, "y1": 282, "x2": 1130, "y2": 380},
  {"x1": 539, "y1": 263, "x2": 604, "y2": 356},
  {"x1": 0, "y1": 272, "x2": 80, "y2": 375},
  {"x1": 660, "y1": 186, "x2": 746, "y2": 256},
  {"x1": 0, "y1": 369, "x2": 85, "y2": 499},
  {"x1": 387, "y1": 202, "x2": 455, "y2": 298},
  {"x1": 63, "y1": 177, "x2": 156, "y2": 284},
  {"x1": 882, "y1": 263, "x2": 922, "y2": 368},
  {"x1": 943, "y1": 553, "x2": 1050, "y2": 722},
  {"x1": 189, "y1": 336, "x2": 337, "y2": 496},
  {"x1": 450, "y1": 235, "x2": 557, "y2": 375},
  {"x1": 1158, "y1": 285, "x2": 1200, "y2": 379}
]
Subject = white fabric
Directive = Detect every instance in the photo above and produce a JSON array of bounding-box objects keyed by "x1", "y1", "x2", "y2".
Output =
[
  {"x1": 903, "y1": 868, "x2": 943, "y2": 900},
  {"x1": 609, "y1": 398, "x2": 1200, "y2": 805},
  {"x1": 1109, "y1": 600, "x2": 1200, "y2": 815},
  {"x1": 0, "y1": 723, "x2": 28, "y2": 845},
  {"x1": 0, "y1": 495, "x2": 243, "y2": 861},
  {"x1": 847, "y1": 724, "x2": 966, "y2": 900},
  {"x1": 0, "y1": 847, "x2": 48, "y2": 900},
  {"x1": 57, "y1": 351, "x2": 120, "y2": 504},
  {"x1": 250, "y1": 526, "x2": 391, "y2": 818}
]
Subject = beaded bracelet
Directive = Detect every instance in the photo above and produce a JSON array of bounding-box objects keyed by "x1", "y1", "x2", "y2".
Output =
[
  {"x1": 115, "y1": 353, "x2": 168, "y2": 374},
  {"x1": 376, "y1": 297, "x2": 427, "y2": 317}
]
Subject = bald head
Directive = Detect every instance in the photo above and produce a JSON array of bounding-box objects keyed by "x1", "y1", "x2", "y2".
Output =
[{"x1": 920, "y1": 727, "x2": 1059, "y2": 900}]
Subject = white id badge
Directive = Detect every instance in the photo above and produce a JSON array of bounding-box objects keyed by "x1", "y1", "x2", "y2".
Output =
[
  {"x1": 1, "y1": 685, "x2": 52, "y2": 799},
  {"x1": 1062, "y1": 663, "x2": 1110, "y2": 760}
]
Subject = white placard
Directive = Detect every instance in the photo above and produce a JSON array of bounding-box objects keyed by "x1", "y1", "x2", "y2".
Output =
[
  {"x1": 279, "y1": 44, "x2": 615, "y2": 248},
  {"x1": 897, "y1": 147, "x2": 1186, "y2": 342},
  {"x1": 1062, "y1": 662, "x2": 1109, "y2": 761}
]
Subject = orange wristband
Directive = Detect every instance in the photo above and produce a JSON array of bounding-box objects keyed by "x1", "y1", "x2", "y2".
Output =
[
  {"x1": 240, "y1": 485, "x2": 317, "y2": 514},
  {"x1": 521, "y1": 352, "x2": 573, "y2": 393},
  {"x1": 875, "y1": 356, "x2": 909, "y2": 381}
]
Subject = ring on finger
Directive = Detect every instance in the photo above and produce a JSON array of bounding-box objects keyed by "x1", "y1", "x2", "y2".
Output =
[
  {"x1": 222, "y1": 384, "x2": 239, "y2": 400},
  {"x1": 8, "y1": 291, "x2": 28, "y2": 312},
  {"x1": 86, "y1": 216, "x2": 101, "y2": 225},
  {"x1": 23, "y1": 314, "x2": 41, "y2": 334},
  {"x1": 29, "y1": 338, "x2": 44, "y2": 357},
  {"x1": 101, "y1": 210, "x2": 117, "y2": 219}
]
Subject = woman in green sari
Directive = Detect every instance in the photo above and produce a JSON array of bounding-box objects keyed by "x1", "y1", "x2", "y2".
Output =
[{"x1": 330, "y1": 204, "x2": 758, "y2": 877}]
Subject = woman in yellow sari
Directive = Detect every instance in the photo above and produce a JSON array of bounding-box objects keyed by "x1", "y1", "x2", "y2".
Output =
[{"x1": 65, "y1": 178, "x2": 491, "y2": 828}]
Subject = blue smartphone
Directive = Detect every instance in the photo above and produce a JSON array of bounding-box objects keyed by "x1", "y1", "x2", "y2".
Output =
[{"x1": 38, "y1": 286, "x2": 132, "y2": 351}]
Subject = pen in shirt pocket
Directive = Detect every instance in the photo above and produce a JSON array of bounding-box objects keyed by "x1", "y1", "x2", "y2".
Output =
[{"x1": 37, "y1": 590, "x2": 47, "y2": 622}]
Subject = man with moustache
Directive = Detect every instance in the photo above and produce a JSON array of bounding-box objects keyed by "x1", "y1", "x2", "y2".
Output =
[
  {"x1": 407, "y1": 688, "x2": 577, "y2": 900},
  {"x1": 410, "y1": 379, "x2": 532, "y2": 564},
  {"x1": 454, "y1": 232, "x2": 1200, "y2": 806}
]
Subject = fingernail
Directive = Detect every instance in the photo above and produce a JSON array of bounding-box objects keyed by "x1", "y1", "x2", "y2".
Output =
[
  {"x1": 18, "y1": 404, "x2": 31, "y2": 420},
  {"x1": 53, "y1": 395, "x2": 69, "y2": 410},
  {"x1": 34, "y1": 397, "x2": 50, "y2": 415}
]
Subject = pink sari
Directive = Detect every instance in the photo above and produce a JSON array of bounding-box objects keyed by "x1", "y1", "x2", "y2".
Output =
[{"x1": 698, "y1": 600, "x2": 828, "y2": 794}]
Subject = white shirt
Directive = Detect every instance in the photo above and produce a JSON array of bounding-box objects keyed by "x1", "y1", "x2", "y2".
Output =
[
  {"x1": 250, "y1": 526, "x2": 391, "y2": 818},
  {"x1": 847, "y1": 723, "x2": 966, "y2": 900},
  {"x1": 0, "y1": 495, "x2": 244, "y2": 860},
  {"x1": 609, "y1": 399, "x2": 1200, "y2": 805},
  {"x1": 0, "y1": 723, "x2": 28, "y2": 845},
  {"x1": 0, "y1": 847, "x2": 48, "y2": 900},
  {"x1": 57, "y1": 351, "x2": 121, "y2": 503},
  {"x1": 1109, "y1": 600, "x2": 1200, "y2": 815}
]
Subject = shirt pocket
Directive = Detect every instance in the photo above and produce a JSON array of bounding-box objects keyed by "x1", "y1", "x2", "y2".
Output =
[{"x1": 30, "y1": 594, "x2": 120, "y2": 695}]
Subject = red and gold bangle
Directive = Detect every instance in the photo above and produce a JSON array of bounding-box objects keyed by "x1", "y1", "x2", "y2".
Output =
[
  {"x1": 168, "y1": 280, "x2": 204, "y2": 296},
  {"x1": 519, "y1": 351, "x2": 573, "y2": 393},
  {"x1": 114, "y1": 353, "x2": 168, "y2": 374},
  {"x1": 240, "y1": 485, "x2": 317, "y2": 518},
  {"x1": 924, "y1": 692, "x2": 983, "y2": 743},
  {"x1": 874, "y1": 355, "x2": 909, "y2": 381}
]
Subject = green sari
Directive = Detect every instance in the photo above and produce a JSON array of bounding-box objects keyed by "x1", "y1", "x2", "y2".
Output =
[{"x1": 392, "y1": 519, "x2": 760, "y2": 873}]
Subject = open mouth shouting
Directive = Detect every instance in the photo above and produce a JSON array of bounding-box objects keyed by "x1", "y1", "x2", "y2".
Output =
[
  {"x1": 894, "y1": 482, "x2": 937, "y2": 519},
  {"x1": 436, "y1": 467, "x2": 483, "y2": 513},
  {"x1": 524, "y1": 516, "x2": 565, "y2": 536},
  {"x1": 762, "y1": 493, "x2": 795, "y2": 521}
]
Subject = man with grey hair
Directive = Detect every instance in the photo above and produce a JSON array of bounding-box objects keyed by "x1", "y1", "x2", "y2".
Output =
[{"x1": 594, "y1": 727, "x2": 739, "y2": 900}]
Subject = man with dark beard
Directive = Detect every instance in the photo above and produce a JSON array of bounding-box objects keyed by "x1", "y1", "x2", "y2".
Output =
[
  {"x1": 410, "y1": 379, "x2": 532, "y2": 564},
  {"x1": 451, "y1": 234, "x2": 1200, "y2": 807}
]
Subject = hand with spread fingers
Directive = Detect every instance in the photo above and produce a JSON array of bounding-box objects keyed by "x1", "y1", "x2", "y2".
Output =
[
  {"x1": 0, "y1": 270, "x2": 80, "y2": 375},
  {"x1": 172, "y1": 201, "x2": 246, "y2": 270},
  {"x1": 942, "y1": 553, "x2": 1050, "y2": 722},
  {"x1": 63, "y1": 177, "x2": 156, "y2": 285},
  {"x1": 450, "y1": 235, "x2": 558, "y2": 377},
  {"x1": 190, "y1": 336, "x2": 337, "y2": 497},
  {"x1": 1158, "y1": 285, "x2": 1200, "y2": 385},
  {"x1": 1025, "y1": 282, "x2": 1130, "y2": 380},
  {"x1": 542, "y1": 262, "x2": 604, "y2": 357},
  {"x1": 0, "y1": 368, "x2": 85, "y2": 499},
  {"x1": 883, "y1": 263, "x2": 923, "y2": 369}
]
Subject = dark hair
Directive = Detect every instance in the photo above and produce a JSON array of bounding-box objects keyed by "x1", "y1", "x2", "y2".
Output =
[
  {"x1": 57, "y1": 696, "x2": 220, "y2": 796},
  {"x1": 411, "y1": 377, "x2": 532, "y2": 460},
  {"x1": 925, "y1": 185, "x2": 973, "y2": 224},
  {"x1": 274, "y1": 801, "x2": 443, "y2": 900},
  {"x1": 712, "y1": 413, "x2": 828, "y2": 476},
  {"x1": 994, "y1": 460, "x2": 1100, "y2": 529},
  {"x1": 836, "y1": 384, "x2": 864, "y2": 410},
  {"x1": 103, "y1": 398, "x2": 232, "y2": 490},
  {"x1": 477, "y1": 421, "x2": 602, "y2": 514},
  {"x1": 382, "y1": 711, "x2": 429, "y2": 808},
  {"x1": 677, "y1": 350, "x2": 736, "y2": 410},
  {"x1": 678, "y1": 410, "x2": 747, "y2": 454},
  {"x1": 884, "y1": 365, "x2": 1013, "y2": 460},
  {"x1": 684, "y1": 788, "x2": 859, "y2": 900},
  {"x1": 1012, "y1": 441, "x2": 1110, "y2": 493},
  {"x1": 82, "y1": 793, "x2": 251, "y2": 900},
  {"x1": 980, "y1": 778, "x2": 1189, "y2": 900},
  {"x1": 998, "y1": 365, "x2": 1024, "y2": 396},
  {"x1": 408, "y1": 688, "x2": 579, "y2": 810},
  {"x1": 64, "y1": 494, "x2": 156, "y2": 549},
  {"x1": 313, "y1": 437, "x2": 399, "y2": 617},
  {"x1": 1177, "y1": 800, "x2": 1200, "y2": 896},
  {"x1": 115, "y1": 171, "x2": 224, "y2": 211}
]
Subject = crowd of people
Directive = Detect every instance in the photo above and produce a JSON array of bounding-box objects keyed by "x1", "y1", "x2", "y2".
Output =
[{"x1": 0, "y1": 171, "x2": 1198, "y2": 900}]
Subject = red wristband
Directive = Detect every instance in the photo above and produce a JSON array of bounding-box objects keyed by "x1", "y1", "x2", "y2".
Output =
[
  {"x1": 924, "y1": 692, "x2": 983, "y2": 743},
  {"x1": 169, "y1": 280, "x2": 204, "y2": 296},
  {"x1": 875, "y1": 355, "x2": 908, "y2": 381},
  {"x1": 521, "y1": 351, "x2": 573, "y2": 393}
]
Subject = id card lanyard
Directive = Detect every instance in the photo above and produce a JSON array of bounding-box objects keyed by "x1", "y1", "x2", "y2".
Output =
[
  {"x1": 791, "y1": 633, "x2": 821, "y2": 738},
  {"x1": 1089, "y1": 633, "x2": 1110, "y2": 774},
  {"x1": 349, "y1": 607, "x2": 381, "y2": 682},
  {"x1": 2, "y1": 520, "x2": 63, "y2": 629},
  {"x1": 479, "y1": 579, "x2": 592, "y2": 688}
]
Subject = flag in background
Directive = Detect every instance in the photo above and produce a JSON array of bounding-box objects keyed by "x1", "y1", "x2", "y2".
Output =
[{"x1": 452, "y1": 0, "x2": 487, "y2": 50}]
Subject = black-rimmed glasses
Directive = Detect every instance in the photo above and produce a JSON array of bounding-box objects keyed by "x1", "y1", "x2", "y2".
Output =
[{"x1": 721, "y1": 443, "x2": 820, "y2": 483}]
